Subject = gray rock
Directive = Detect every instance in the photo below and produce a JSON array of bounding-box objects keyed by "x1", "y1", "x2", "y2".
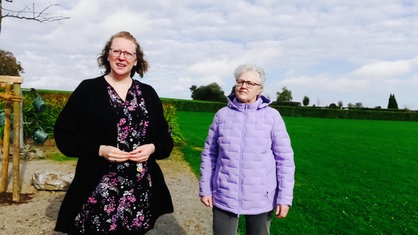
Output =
[{"x1": 32, "y1": 171, "x2": 74, "y2": 191}]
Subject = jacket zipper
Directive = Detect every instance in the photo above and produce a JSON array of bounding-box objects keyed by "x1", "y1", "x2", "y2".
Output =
[{"x1": 237, "y1": 104, "x2": 249, "y2": 217}]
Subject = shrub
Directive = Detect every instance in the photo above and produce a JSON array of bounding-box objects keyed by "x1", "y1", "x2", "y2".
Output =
[
  {"x1": 163, "y1": 103, "x2": 185, "y2": 145},
  {"x1": 2, "y1": 89, "x2": 185, "y2": 145},
  {"x1": 21, "y1": 90, "x2": 70, "y2": 141}
]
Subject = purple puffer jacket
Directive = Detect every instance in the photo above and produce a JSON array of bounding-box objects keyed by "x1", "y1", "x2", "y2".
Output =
[{"x1": 199, "y1": 94, "x2": 295, "y2": 215}]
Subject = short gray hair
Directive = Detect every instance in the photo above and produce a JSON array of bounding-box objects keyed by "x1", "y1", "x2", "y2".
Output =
[{"x1": 233, "y1": 64, "x2": 266, "y2": 86}]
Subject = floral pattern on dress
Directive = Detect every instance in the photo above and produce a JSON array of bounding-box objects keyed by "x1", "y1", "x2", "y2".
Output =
[{"x1": 74, "y1": 80, "x2": 152, "y2": 234}]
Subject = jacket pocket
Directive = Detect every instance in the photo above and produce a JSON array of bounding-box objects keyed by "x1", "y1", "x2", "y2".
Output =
[{"x1": 264, "y1": 189, "x2": 276, "y2": 207}]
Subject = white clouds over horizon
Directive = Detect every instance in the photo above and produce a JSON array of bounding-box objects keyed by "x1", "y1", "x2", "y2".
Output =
[
  {"x1": 1, "y1": 0, "x2": 418, "y2": 109},
  {"x1": 352, "y1": 57, "x2": 418, "y2": 78}
]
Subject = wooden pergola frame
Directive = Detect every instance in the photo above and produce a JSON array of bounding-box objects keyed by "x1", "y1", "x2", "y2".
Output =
[{"x1": 0, "y1": 75, "x2": 23, "y2": 202}]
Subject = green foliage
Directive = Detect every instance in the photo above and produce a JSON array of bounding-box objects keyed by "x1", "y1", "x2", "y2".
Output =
[
  {"x1": 190, "y1": 82, "x2": 227, "y2": 102},
  {"x1": 177, "y1": 111, "x2": 418, "y2": 234},
  {"x1": 276, "y1": 86, "x2": 292, "y2": 102},
  {"x1": 271, "y1": 105, "x2": 418, "y2": 121},
  {"x1": 271, "y1": 101, "x2": 301, "y2": 107},
  {"x1": 21, "y1": 89, "x2": 68, "y2": 141},
  {"x1": 16, "y1": 89, "x2": 185, "y2": 145},
  {"x1": 387, "y1": 93, "x2": 399, "y2": 109},
  {"x1": 48, "y1": 151, "x2": 76, "y2": 162},
  {"x1": 163, "y1": 103, "x2": 185, "y2": 145},
  {"x1": 338, "y1": 100, "x2": 343, "y2": 108},
  {"x1": 328, "y1": 103, "x2": 338, "y2": 108},
  {"x1": 0, "y1": 49, "x2": 24, "y2": 76},
  {"x1": 162, "y1": 98, "x2": 225, "y2": 112},
  {"x1": 163, "y1": 99, "x2": 418, "y2": 121},
  {"x1": 302, "y1": 96, "x2": 309, "y2": 106},
  {"x1": 348, "y1": 102, "x2": 363, "y2": 108}
]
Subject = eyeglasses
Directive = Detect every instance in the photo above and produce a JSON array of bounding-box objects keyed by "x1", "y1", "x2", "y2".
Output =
[
  {"x1": 236, "y1": 80, "x2": 261, "y2": 88},
  {"x1": 109, "y1": 48, "x2": 136, "y2": 59}
]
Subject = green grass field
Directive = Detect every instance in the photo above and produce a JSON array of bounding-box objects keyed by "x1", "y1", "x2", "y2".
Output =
[{"x1": 177, "y1": 111, "x2": 418, "y2": 234}]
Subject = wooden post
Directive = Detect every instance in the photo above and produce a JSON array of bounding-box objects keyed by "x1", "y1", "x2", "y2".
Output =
[
  {"x1": 12, "y1": 83, "x2": 22, "y2": 201},
  {"x1": 0, "y1": 84, "x2": 12, "y2": 192},
  {"x1": 0, "y1": 76, "x2": 23, "y2": 202}
]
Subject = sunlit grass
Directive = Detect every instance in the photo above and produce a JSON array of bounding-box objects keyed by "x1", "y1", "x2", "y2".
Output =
[
  {"x1": 177, "y1": 111, "x2": 418, "y2": 234},
  {"x1": 46, "y1": 150, "x2": 76, "y2": 162}
]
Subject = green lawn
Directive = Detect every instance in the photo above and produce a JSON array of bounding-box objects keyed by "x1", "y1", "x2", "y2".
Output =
[{"x1": 177, "y1": 111, "x2": 418, "y2": 234}]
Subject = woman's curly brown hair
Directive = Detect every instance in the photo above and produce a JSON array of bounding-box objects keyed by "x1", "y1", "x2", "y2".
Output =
[{"x1": 97, "y1": 31, "x2": 149, "y2": 78}]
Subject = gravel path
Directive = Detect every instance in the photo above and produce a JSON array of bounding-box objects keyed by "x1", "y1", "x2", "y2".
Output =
[{"x1": 0, "y1": 147, "x2": 212, "y2": 235}]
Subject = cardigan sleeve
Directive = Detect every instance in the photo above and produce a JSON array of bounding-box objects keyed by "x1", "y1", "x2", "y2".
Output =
[
  {"x1": 54, "y1": 80, "x2": 104, "y2": 158},
  {"x1": 55, "y1": 79, "x2": 172, "y2": 161}
]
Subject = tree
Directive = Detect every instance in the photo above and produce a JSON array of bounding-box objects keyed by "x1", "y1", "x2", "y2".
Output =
[
  {"x1": 190, "y1": 82, "x2": 227, "y2": 102},
  {"x1": 348, "y1": 102, "x2": 363, "y2": 109},
  {"x1": 387, "y1": 94, "x2": 398, "y2": 109},
  {"x1": 0, "y1": 49, "x2": 23, "y2": 75},
  {"x1": 329, "y1": 103, "x2": 338, "y2": 109},
  {"x1": 338, "y1": 101, "x2": 343, "y2": 109},
  {"x1": 302, "y1": 96, "x2": 310, "y2": 106},
  {"x1": 276, "y1": 87, "x2": 292, "y2": 102},
  {"x1": 0, "y1": 0, "x2": 69, "y2": 34}
]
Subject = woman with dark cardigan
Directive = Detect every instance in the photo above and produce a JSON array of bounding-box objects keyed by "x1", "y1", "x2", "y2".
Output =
[{"x1": 54, "y1": 31, "x2": 173, "y2": 234}]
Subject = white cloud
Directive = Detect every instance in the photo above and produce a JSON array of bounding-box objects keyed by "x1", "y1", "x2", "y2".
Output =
[
  {"x1": 352, "y1": 57, "x2": 418, "y2": 78},
  {"x1": 1, "y1": 0, "x2": 418, "y2": 110}
]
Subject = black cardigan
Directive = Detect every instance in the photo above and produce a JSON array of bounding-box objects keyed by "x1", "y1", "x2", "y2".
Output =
[{"x1": 54, "y1": 76, "x2": 174, "y2": 233}]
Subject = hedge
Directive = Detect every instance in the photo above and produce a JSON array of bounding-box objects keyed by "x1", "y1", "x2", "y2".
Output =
[
  {"x1": 2, "y1": 90, "x2": 415, "y2": 146},
  {"x1": 271, "y1": 105, "x2": 418, "y2": 122}
]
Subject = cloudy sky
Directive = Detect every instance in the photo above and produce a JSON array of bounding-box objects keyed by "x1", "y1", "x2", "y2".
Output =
[{"x1": 1, "y1": 0, "x2": 417, "y2": 110}]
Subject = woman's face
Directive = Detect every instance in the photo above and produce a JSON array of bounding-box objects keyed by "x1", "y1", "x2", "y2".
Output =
[
  {"x1": 107, "y1": 37, "x2": 137, "y2": 78},
  {"x1": 235, "y1": 71, "x2": 263, "y2": 103}
]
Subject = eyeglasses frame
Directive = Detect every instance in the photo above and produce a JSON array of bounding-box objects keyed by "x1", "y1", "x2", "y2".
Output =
[
  {"x1": 235, "y1": 79, "x2": 262, "y2": 89},
  {"x1": 109, "y1": 48, "x2": 136, "y2": 59}
]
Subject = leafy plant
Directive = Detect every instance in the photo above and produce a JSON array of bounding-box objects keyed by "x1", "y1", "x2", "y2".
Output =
[
  {"x1": 18, "y1": 89, "x2": 185, "y2": 146},
  {"x1": 163, "y1": 103, "x2": 185, "y2": 145},
  {"x1": 21, "y1": 90, "x2": 64, "y2": 142}
]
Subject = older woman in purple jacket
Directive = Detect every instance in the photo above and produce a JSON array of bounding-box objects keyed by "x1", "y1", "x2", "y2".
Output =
[{"x1": 199, "y1": 64, "x2": 295, "y2": 235}]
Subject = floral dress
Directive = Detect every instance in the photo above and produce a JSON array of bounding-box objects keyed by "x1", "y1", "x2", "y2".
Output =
[{"x1": 74, "y1": 80, "x2": 152, "y2": 234}]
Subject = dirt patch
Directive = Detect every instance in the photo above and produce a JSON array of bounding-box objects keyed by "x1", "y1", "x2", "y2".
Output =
[
  {"x1": 0, "y1": 147, "x2": 212, "y2": 235},
  {"x1": 0, "y1": 192, "x2": 33, "y2": 205}
]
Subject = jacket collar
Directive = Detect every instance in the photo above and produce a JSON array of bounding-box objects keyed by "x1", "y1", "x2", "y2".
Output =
[{"x1": 227, "y1": 94, "x2": 271, "y2": 111}]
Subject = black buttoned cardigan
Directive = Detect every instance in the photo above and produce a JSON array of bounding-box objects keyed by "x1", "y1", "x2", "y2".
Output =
[{"x1": 54, "y1": 76, "x2": 174, "y2": 233}]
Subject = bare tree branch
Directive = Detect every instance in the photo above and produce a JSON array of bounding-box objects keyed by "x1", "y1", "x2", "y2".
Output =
[{"x1": 1, "y1": 1, "x2": 70, "y2": 34}]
